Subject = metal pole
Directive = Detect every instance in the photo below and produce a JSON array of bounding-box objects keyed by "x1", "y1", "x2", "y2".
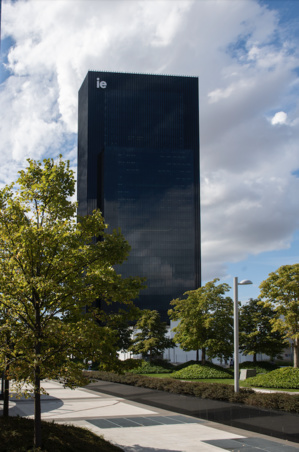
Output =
[{"x1": 234, "y1": 276, "x2": 239, "y2": 393}]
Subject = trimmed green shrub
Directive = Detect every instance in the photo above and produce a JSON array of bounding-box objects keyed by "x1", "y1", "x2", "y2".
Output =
[
  {"x1": 174, "y1": 360, "x2": 200, "y2": 370},
  {"x1": 128, "y1": 361, "x2": 172, "y2": 374},
  {"x1": 85, "y1": 370, "x2": 249, "y2": 399},
  {"x1": 118, "y1": 358, "x2": 143, "y2": 371},
  {"x1": 245, "y1": 367, "x2": 299, "y2": 389},
  {"x1": 174, "y1": 360, "x2": 231, "y2": 372},
  {"x1": 245, "y1": 392, "x2": 299, "y2": 412},
  {"x1": 171, "y1": 364, "x2": 233, "y2": 380},
  {"x1": 239, "y1": 361, "x2": 279, "y2": 374},
  {"x1": 83, "y1": 370, "x2": 299, "y2": 413}
]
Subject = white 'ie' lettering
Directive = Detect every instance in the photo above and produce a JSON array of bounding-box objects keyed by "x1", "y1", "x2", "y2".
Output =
[{"x1": 96, "y1": 77, "x2": 107, "y2": 89}]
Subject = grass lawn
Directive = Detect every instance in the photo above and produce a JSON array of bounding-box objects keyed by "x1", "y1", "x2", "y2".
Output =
[
  {"x1": 144, "y1": 374, "x2": 245, "y2": 386},
  {"x1": 0, "y1": 416, "x2": 123, "y2": 452},
  {"x1": 143, "y1": 374, "x2": 299, "y2": 391}
]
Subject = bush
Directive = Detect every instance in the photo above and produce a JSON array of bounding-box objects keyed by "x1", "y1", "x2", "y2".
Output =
[
  {"x1": 239, "y1": 361, "x2": 279, "y2": 374},
  {"x1": 245, "y1": 367, "x2": 299, "y2": 389},
  {"x1": 171, "y1": 364, "x2": 233, "y2": 380},
  {"x1": 174, "y1": 360, "x2": 200, "y2": 370},
  {"x1": 245, "y1": 392, "x2": 299, "y2": 412},
  {"x1": 174, "y1": 360, "x2": 230, "y2": 372},
  {"x1": 128, "y1": 361, "x2": 173, "y2": 374},
  {"x1": 118, "y1": 358, "x2": 143, "y2": 371},
  {"x1": 83, "y1": 370, "x2": 299, "y2": 413}
]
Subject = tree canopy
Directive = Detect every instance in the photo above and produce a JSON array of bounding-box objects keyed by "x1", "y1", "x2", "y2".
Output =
[
  {"x1": 239, "y1": 298, "x2": 286, "y2": 362},
  {"x1": 0, "y1": 157, "x2": 143, "y2": 447},
  {"x1": 129, "y1": 309, "x2": 174, "y2": 361},
  {"x1": 168, "y1": 279, "x2": 233, "y2": 364},
  {"x1": 259, "y1": 264, "x2": 299, "y2": 368}
]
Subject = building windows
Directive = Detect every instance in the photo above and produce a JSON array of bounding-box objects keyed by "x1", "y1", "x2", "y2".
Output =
[{"x1": 78, "y1": 71, "x2": 200, "y2": 321}]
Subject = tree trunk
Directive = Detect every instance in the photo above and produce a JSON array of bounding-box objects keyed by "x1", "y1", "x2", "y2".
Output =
[
  {"x1": 294, "y1": 338, "x2": 299, "y2": 368},
  {"x1": 201, "y1": 347, "x2": 206, "y2": 365},
  {"x1": 196, "y1": 349, "x2": 199, "y2": 362},
  {"x1": 34, "y1": 296, "x2": 42, "y2": 449},
  {"x1": 3, "y1": 329, "x2": 11, "y2": 417},
  {"x1": 3, "y1": 366, "x2": 9, "y2": 417},
  {"x1": 34, "y1": 364, "x2": 42, "y2": 448},
  {"x1": 253, "y1": 353, "x2": 257, "y2": 363}
]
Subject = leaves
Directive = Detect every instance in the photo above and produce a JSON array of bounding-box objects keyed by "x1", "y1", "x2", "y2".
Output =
[
  {"x1": 239, "y1": 298, "x2": 286, "y2": 360},
  {"x1": 168, "y1": 279, "x2": 233, "y2": 361},
  {"x1": 0, "y1": 157, "x2": 144, "y2": 445},
  {"x1": 259, "y1": 264, "x2": 299, "y2": 367},
  {"x1": 129, "y1": 310, "x2": 174, "y2": 360},
  {"x1": 171, "y1": 363, "x2": 233, "y2": 380},
  {"x1": 245, "y1": 367, "x2": 299, "y2": 389}
]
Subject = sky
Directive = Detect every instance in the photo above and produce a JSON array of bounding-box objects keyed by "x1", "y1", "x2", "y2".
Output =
[{"x1": 0, "y1": 0, "x2": 299, "y2": 302}]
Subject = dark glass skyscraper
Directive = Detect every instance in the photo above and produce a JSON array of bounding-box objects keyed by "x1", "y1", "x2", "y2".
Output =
[{"x1": 78, "y1": 71, "x2": 200, "y2": 321}]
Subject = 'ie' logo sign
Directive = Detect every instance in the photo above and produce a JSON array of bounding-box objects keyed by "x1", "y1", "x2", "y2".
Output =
[{"x1": 97, "y1": 77, "x2": 107, "y2": 89}]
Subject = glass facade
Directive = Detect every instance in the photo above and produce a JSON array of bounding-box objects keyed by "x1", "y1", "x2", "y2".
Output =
[{"x1": 78, "y1": 71, "x2": 200, "y2": 321}]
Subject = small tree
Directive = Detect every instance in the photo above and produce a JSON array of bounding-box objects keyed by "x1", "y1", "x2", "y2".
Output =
[
  {"x1": 206, "y1": 290, "x2": 234, "y2": 362},
  {"x1": 239, "y1": 298, "x2": 286, "y2": 362},
  {"x1": 129, "y1": 310, "x2": 174, "y2": 361},
  {"x1": 259, "y1": 264, "x2": 299, "y2": 368},
  {"x1": 95, "y1": 306, "x2": 140, "y2": 371},
  {"x1": 0, "y1": 157, "x2": 143, "y2": 447},
  {"x1": 168, "y1": 279, "x2": 233, "y2": 364}
]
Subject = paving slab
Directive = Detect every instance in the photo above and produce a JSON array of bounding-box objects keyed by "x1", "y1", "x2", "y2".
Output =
[
  {"x1": 87, "y1": 379, "x2": 299, "y2": 444},
  {"x1": 1, "y1": 380, "x2": 298, "y2": 452}
]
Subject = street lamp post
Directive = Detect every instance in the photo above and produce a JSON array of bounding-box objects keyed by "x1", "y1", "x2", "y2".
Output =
[{"x1": 234, "y1": 277, "x2": 253, "y2": 393}]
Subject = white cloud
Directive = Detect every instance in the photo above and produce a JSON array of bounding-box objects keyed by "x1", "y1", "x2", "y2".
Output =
[
  {"x1": 208, "y1": 79, "x2": 255, "y2": 103},
  {"x1": 271, "y1": 111, "x2": 288, "y2": 125},
  {"x1": 1, "y1": 0, "x2": 299, "y2": 281}
]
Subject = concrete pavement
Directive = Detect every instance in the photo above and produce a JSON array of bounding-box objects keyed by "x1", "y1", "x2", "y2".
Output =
[{"x1": 1, "y1": 380, "x2": 299, "y2": 452}]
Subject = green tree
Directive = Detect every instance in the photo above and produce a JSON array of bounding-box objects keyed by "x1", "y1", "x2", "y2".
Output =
[
  {"x1": 259, "y1": 264, "x2": 299, "y2": 368},
  {"x1": 0, "y1": 157, "x2": 143, "y2": 448},
  {"x1": 168, "y1": 279, "x2": 233, "y2": 364},
  {"x1": 129, "y1": 310, "x2": 174, "y2": 361},
  {"x1": 239, "y1": 298, "x2": 286, "y2": 362},
  {"x1": 104, "y1": 307, "x2": 139, "y2": 354},
  {"x1": 94, "y1": 306, "x2": 141, "y2": 372}
]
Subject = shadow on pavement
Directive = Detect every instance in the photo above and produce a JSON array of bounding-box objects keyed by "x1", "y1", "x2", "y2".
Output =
[
  {"x1": 87, "y1": 380, "x2": 299, "y2": 444},
  {"x1": 1, "y1": 394, "x2": 64, "y2": 417}
]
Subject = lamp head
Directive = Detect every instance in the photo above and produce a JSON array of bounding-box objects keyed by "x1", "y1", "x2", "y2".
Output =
[{"x1": 239, "y1": 279, "x2": 253, "y2": 285}]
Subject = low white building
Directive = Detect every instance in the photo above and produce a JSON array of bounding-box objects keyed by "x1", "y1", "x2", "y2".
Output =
[{"x1": 118, "y1": 320, "x2": 292, "y2": 365}]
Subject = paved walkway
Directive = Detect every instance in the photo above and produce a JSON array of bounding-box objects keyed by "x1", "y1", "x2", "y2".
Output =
[
  {"x1": 88, "y1": 379, "x2": 299, "y2": 443},
  {"x1": 1, "y1": 380, "x2": 299, "y2": 452}
]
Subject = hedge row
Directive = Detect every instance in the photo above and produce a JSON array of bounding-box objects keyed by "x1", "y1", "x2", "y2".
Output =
[
  {"x1": 245, "y1": 367, "x2": 299, "y2": 389},
  {"x1": 84, "y1": 371, "x2": 299, "y2": 413}
]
